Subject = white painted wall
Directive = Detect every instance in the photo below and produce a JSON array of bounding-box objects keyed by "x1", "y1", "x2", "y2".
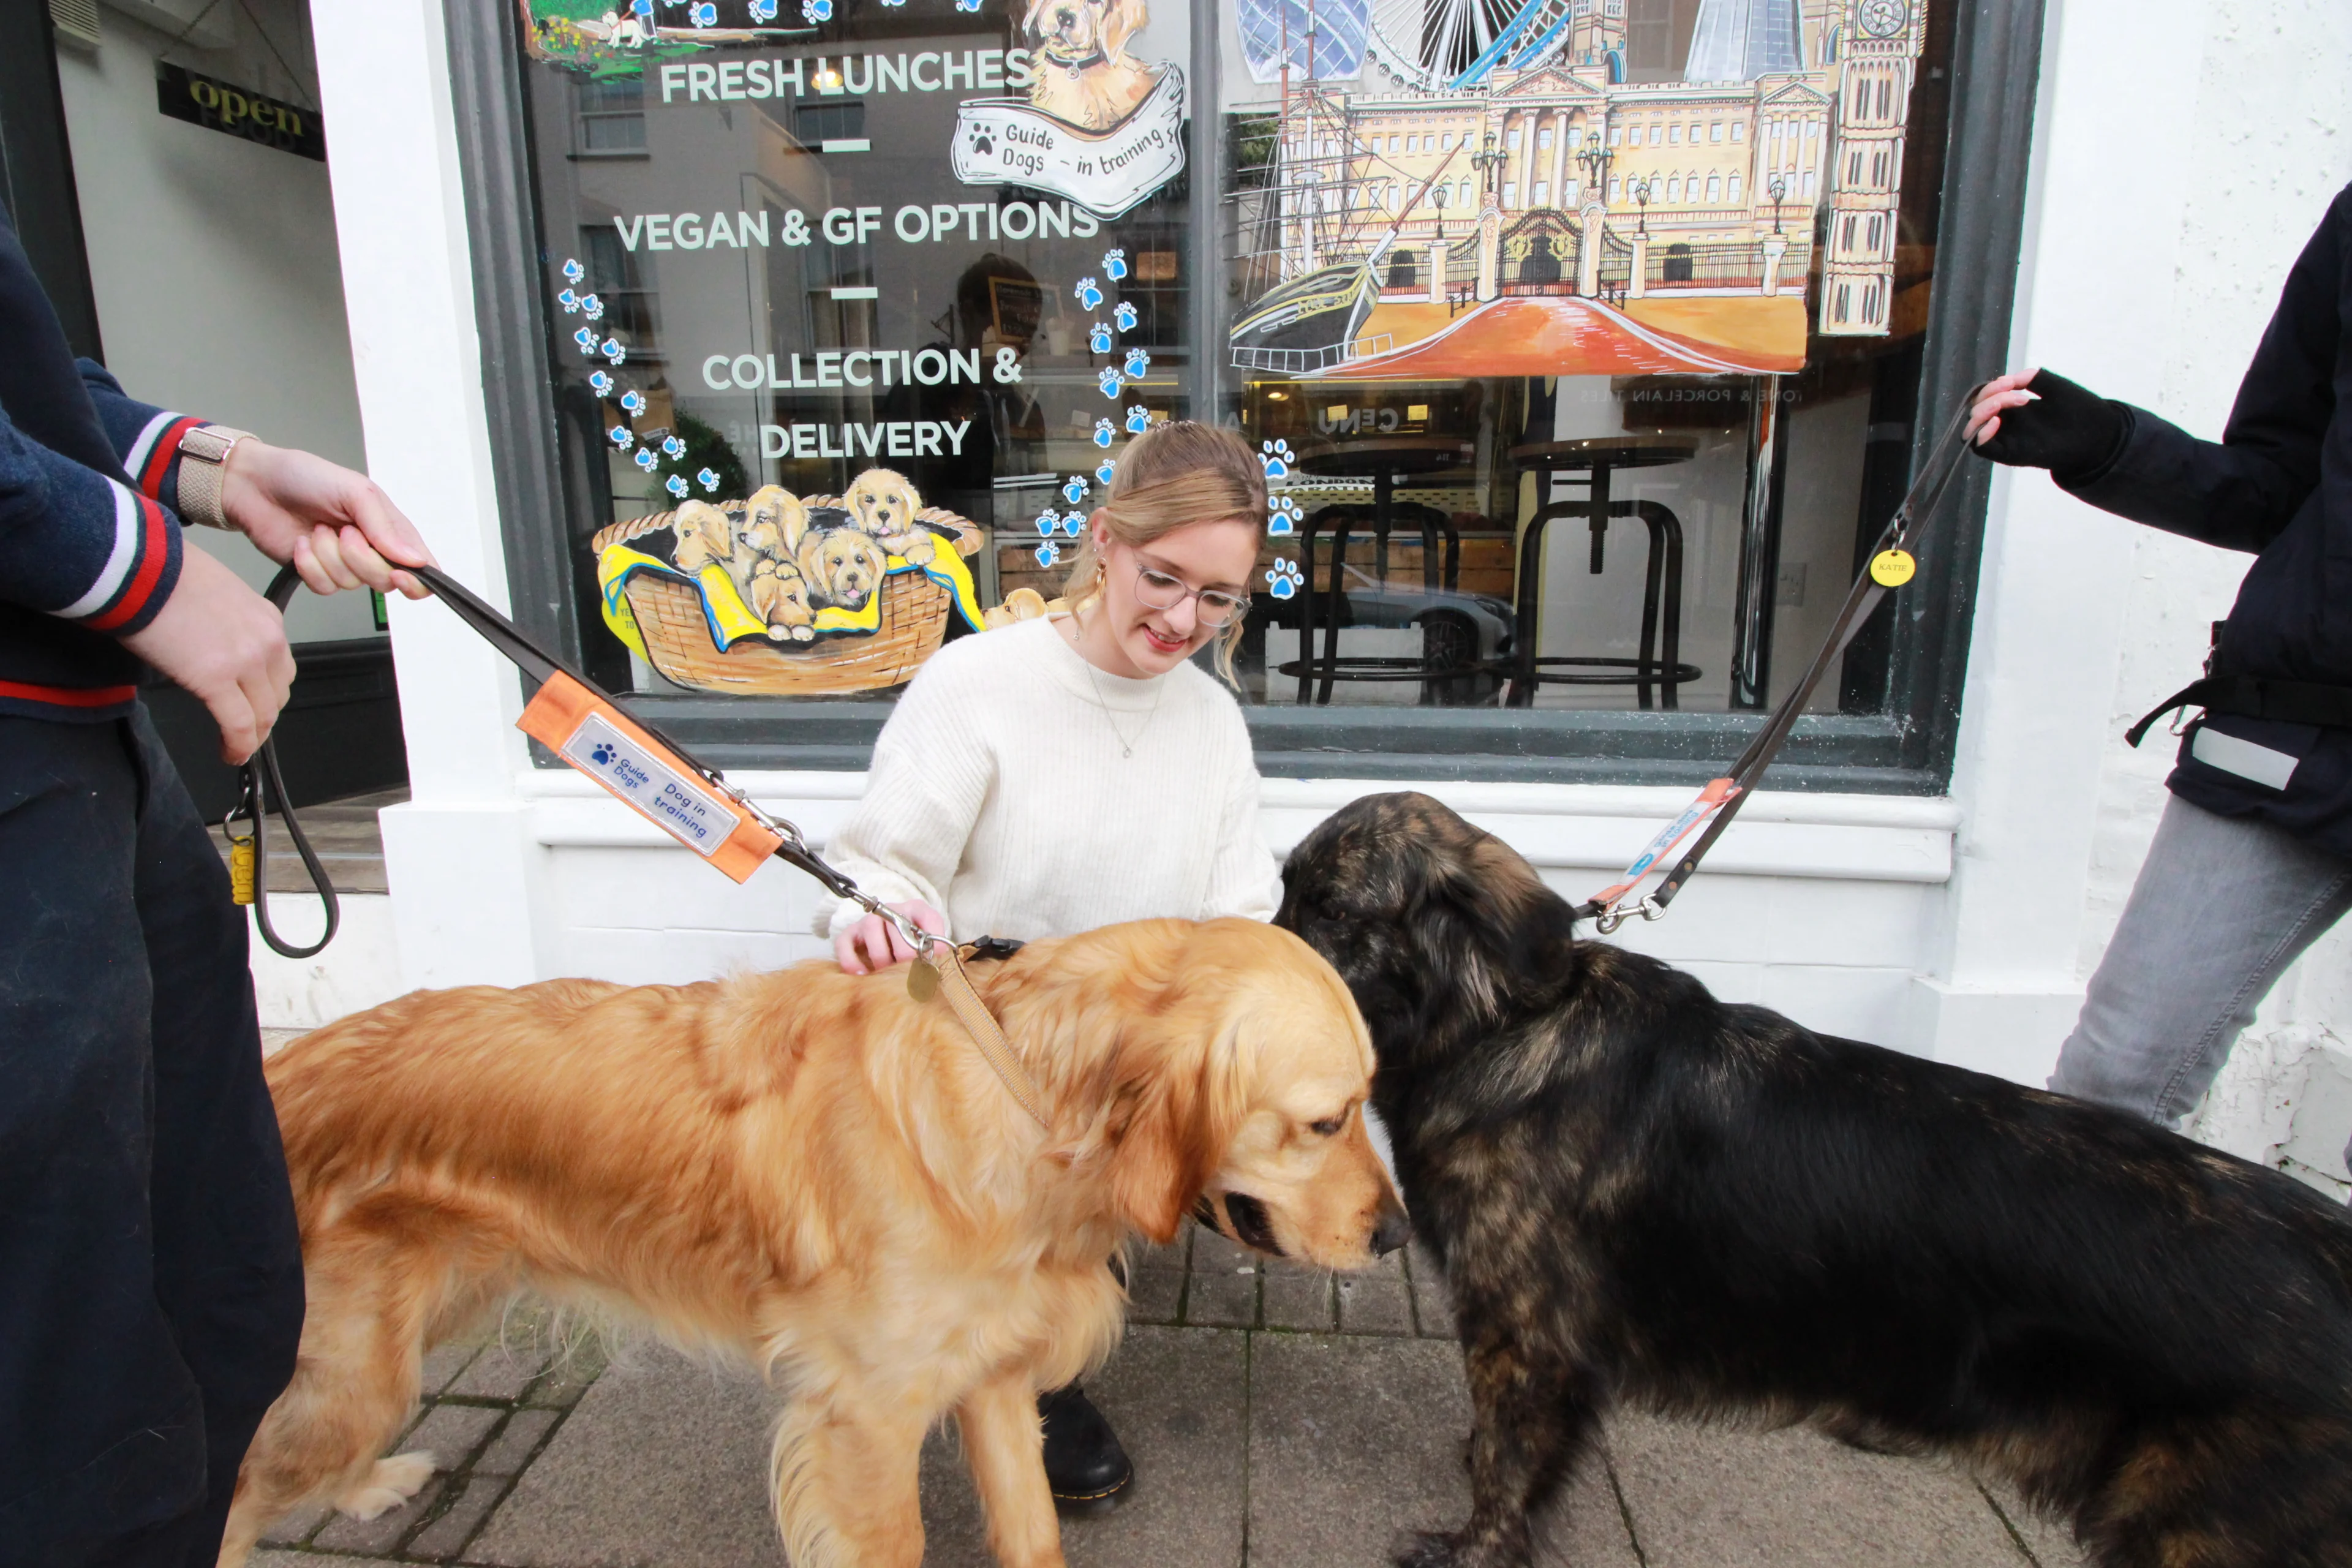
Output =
[
  {"x1": 54, "y1": 0, "x2": 379, "y2": 644},
  {"x1": 309, "y1": 0, "x2": 2351, "y2": 1184}
]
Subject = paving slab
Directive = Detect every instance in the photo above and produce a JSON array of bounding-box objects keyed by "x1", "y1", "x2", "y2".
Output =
[
  {"x1": 1607, "y1": 1409, "x2": 2027, "y2": 1568},
  {"x1": 1250, "y1": 1332, "x2": 1575, "y2": 1568},
  {"x1": 466, "y1": 1348, "x2": 789, "y2": 1568},
  {"x1": 1982, "y1": 1484, "x2": 2090, "y2": 1568}
]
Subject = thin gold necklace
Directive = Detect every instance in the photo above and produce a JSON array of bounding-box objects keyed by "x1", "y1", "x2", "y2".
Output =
[{"x1": 1072, "y1": 609, "x2": 1167, "y2": 759}]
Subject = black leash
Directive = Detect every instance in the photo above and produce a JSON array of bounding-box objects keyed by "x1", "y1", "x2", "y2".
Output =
[
  {"x1": 224, "y1": 566, "x2": 340, "y2": 959},
  {"x1": 1572, "y1": 384, "x2": 1989, "y2": 932}
]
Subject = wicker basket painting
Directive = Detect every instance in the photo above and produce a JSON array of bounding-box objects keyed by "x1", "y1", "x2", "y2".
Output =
[{"x1": 593, "y1": 497, "x2": 984, "y2": 696}]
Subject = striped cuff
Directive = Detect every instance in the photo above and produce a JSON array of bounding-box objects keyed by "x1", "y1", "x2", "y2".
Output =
[
  {"x1": 58, "y1": 478, "x2": 183, "y2": 634},
  {"x1": 124, "y1": 410, "x2": 203, "y2": 514}
]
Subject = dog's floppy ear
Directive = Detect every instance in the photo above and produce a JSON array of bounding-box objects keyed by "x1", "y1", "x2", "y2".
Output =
[
  {"x1": 1102, "y1": 0, "x2": 1146, "y2": 56},
  {"x1": 1406, "y1": 830, "x2": 1568, "y2": 1023},
  {"x1": 1021, "y1": 0, "x2": 1052, "y2": 38},
  {"x1": 1104, "y1": 1026, "x2": 1248, "y2": 1244}
]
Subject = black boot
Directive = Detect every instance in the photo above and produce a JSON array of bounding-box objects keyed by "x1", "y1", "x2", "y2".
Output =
[{"x1": 1038, "y1": 1383, "x2": 1132, "y2": 1515}]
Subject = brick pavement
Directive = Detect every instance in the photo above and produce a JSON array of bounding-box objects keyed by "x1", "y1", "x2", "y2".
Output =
[{"x1": 246, "y1": 1223, "x2": 2082, "y2": 1568}]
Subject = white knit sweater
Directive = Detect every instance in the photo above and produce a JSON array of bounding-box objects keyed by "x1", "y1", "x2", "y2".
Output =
[{"x1": 815, "y1": 616, "x2": 1282, "y2": 944}]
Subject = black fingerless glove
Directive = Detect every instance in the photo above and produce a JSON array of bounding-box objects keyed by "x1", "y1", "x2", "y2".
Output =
[{"x1": 1974, "y1": 369, "x2": 2131, "y2": 481}]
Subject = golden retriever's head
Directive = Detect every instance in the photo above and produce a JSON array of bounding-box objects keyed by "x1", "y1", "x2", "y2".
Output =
[
  {"x1": 669, "y1": 499, "x2": 736, "y2": 575},
  {"x1": 741, "y1": 485, "x2": 809, "y2": 561},
  {"x1": 1020, "y1": 918, "x2": 1408, "y2": 1268},
  {"x1": 1025, "y1": 0, "x2": 1145, "y2": 62},
  {"x1": 844, "y1": 469, "x2": 922, "y2": 540},
  {"x1": 796, "y1": 524, "x2": 888, "y2": 610}
]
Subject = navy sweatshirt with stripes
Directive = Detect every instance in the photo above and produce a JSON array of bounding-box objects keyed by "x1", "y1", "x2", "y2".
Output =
[{"x1": 1, "y1": 203, "x2": 193, "y2": 722}]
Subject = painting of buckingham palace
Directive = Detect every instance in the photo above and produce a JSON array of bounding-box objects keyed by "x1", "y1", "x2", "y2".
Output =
[{"x1": 1228, "y1": 0, "x2": 1930, "y2": 381}]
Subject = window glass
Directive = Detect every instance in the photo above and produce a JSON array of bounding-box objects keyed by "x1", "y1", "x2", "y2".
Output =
[
  {"x1": 1217, "y1": 0, "x2": 1951, "y2": 715},
  {"x1": 518, "y1": 0, "x2": 1194, "y2": 699},
  {"x1": 507, "y1": 0, "x2": 1954, "y2": 735}
]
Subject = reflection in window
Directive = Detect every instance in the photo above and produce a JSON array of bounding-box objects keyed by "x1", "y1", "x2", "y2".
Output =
[{"x1": 575, "y1": 76, "x2": 644, "y2": 155}]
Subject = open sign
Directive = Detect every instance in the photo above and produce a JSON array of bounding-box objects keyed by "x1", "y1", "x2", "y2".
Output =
[{"x1": 156, "y1": 64, "x2": 325, "y2": 162}]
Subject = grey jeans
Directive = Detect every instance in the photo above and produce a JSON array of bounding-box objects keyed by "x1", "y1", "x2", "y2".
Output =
[{"x1": 2051, "y1": 794, "x2": 2352, "y2": 1144}]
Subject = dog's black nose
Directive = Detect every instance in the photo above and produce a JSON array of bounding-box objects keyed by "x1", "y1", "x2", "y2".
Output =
[{"x1": 1371, "y1": 1199, "x2": 1412, "y2": 1257}]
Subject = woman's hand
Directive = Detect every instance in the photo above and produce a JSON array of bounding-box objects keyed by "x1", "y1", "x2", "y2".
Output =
[
  {"x1": 1967, "y1": 369, "x2": 2040, "y2": 447},
  {"x1": 217, "y1": 440, "x2": 440, "y2": 599},
  {"x1": 834, "y1": 899, "x2": 946, "y2": 974}
]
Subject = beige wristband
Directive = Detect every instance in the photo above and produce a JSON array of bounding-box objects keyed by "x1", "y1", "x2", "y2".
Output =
[{"x1": 174, "y1": 424, "x2": 254, "y2": 529}]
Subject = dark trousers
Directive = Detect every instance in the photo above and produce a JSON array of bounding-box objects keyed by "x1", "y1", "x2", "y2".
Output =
[{"x1": 0, "y1": 708, "x2": 304, "y2": 1567}]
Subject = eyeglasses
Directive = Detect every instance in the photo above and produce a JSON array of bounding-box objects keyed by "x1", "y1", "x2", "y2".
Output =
[{"x1": 1131, "y1": 562, "x2": 1250, "y2": 628}]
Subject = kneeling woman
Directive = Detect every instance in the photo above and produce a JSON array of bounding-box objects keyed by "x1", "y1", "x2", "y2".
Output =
[{"x1": 820, "y1": 420, "x2": 1279, "y2": 1511}]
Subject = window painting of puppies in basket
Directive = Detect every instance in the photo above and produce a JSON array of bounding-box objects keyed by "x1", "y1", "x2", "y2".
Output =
[{"x1": 592, "y1": 467, "x2": 990, "y2": 696}]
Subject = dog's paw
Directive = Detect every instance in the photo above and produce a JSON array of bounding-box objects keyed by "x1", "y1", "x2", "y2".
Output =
[{"x1": 335, "y1": 1452, "x2": 437, "y2": 1520}]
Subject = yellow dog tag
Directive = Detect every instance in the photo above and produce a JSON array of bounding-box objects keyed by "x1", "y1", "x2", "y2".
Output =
[
  {"x1": 228, "y1": 835, "x2": 257, "y2": 906},
  {"x1": 1869, "y1": 548, "x2": 1917, "y2": 587},
  {"x1": 907, "y1": 956, "x2": 938, "y2": 1003}
]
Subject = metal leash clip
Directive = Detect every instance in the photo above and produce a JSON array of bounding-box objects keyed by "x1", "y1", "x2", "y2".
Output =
[{"x1": 1593, "y1": 895, "x2": 1665, "y2": 936}]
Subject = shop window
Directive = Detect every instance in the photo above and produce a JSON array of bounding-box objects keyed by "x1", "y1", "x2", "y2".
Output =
[{"x1": 456, "y1": 0, "x2": 2038, "y2": 787}]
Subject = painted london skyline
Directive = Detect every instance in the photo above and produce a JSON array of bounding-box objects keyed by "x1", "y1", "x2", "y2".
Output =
[{"x1": 1227, "y1": 0, "x2": 1929, "y2": 380}]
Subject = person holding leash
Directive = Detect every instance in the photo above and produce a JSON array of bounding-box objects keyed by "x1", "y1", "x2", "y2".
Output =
[
  {"x1": 1969, "y1": 179, "x2": 2351, "y2": 1148},
  {"x1": 0, "y1": 197, "x2": 436, "y2": 1562},
  {"x1": 823, "y1": 418, "x2": 1281, "y2": 1512}
]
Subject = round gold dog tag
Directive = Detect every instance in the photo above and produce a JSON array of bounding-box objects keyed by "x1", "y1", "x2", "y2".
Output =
[
  {"x1": 907, "y1": 956, "x2": 939, "y2": 1003},
  {"x1": 1869, "y1": 548, "x2": 1917, "y2": 587}
]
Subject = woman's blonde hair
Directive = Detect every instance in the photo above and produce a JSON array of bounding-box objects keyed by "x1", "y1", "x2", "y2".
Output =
[{"x1": 1063, "y1": 420, "x2": 1267, "y2": 685}]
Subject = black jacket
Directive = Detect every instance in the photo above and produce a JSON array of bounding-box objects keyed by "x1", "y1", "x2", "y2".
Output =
[{"x1": 2064, "y1": 181, "x2": 2352, "y2": 857}]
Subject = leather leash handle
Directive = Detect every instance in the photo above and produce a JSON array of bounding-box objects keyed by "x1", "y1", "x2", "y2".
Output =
[{"x1": 229, "y1": 565, "x2": 341, "y2": 959}]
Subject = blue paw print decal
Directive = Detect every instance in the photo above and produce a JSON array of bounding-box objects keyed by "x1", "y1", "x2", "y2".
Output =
[
  {"x1": 1101, "y1": 248, "x2": 1128, "y2": 281},
  {"x1": 573, "y1": 326, "x2": 600, "y2": 355},
  {"x1": 1061, "y1": 475, "x2": 1089, "y2": 506},
  {"x1": 666, "y1": 473, "x2": 690, "y2": 497},
  {"x1": 1122, "y1": 347, "x2": 1150, "y2": 379},
  {"x1": 1268, "y1": 496, "x2": 1303, "y2": 535},
  {"x1": 557, "y1": 288, "x2": 581, "y2": 314},
  {"x1": 1095, "y1": 459, "x2": 1117, "y2": 486},
  {"x1": 619, "y1": 388, "x2": 646, "y2": 417},
  {"x1": 608, "y1": 424, "x2": 634, "y2": 448},
  {"x1": 747, "y1": 0, "x2": 777, "y2": 17},
  {"x1": 1124, "y1": 404, "x2": 1152, "y2": 434},
  {"x1": 1114, "y1": 301, "x2": 1139, "y2": 333},
  {"x1": 1098, "y1": 368, "x2": 1124, "y2": 399},
  {"x1": 562, "y1": 257, "x2": 585, "y2": 285},
  {"x1": 1035, "y1": 540, "x2": 1060, "y2": 567},
  {"x1": 1261, "y1": 439, "x2": 1294, "y2": 480},
  {"x1": 633, "y1": 448, "x2": 658, "y2": 472},
  {"x1": 580, "y1": 293, "x2": 604, "y2": 321},
  {"x1": 1092, "y1": 418, "x2": 1116, "y2": 448},
  {"x1": 662, "y1": 434, "x2": 687, "y2": 459},
  {"x1": 1265, "y1": 559, "x2": 1303, "y2": 600},
  {"x1": 1034, "y1": 508, "x2": 1060, "y2": 537},
  {"x1": 1088, "y1": 322, "x2": 1113, "y2": 355},
  {"x1": 589, "y1": 370, "x2": 614, "y2": 397},
  {"x1": 955, "y1": 0, "x2": 982, "y2": 10},
  {"x1": 800, "y1": 0, "x2": 830, "y2": 18},
  {"x1": 697, "y1": 467, "x2": 721, "y2": 492},
  {"x1": 601, "y1": 339, "x2": 627, "y2": 365},
  {"x1": 1061, "y1": 510, "x2": 1087, "y2": 536},
  {"x1": 1073, "y1": 277, "x2": 1103, "y2": 311},
  {"x1": 688, "y1": 1, "x2": 717, "y2": 23}
]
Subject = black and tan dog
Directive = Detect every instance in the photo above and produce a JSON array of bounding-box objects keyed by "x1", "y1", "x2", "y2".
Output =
[{"x1": 1277, "y1": 791, "x2": 2352, "y2": 1568}]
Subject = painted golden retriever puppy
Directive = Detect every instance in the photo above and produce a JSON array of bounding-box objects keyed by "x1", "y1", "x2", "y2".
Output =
[
  {"x1": 796, "y1": 522, "x2": 889, "y2": 613},
  {"x1": 219, "y1": 919, "x2": 1405, "y2": 1568},
  {"x1": 1025, "y1": 0, "x2": 1157, "y2": 130},
  {"x1": 673, "y1": 489, "x2": 816, "y2": 641},
  {"x1": 843, "y1": 468, "x2": 935, "y2": 565}
]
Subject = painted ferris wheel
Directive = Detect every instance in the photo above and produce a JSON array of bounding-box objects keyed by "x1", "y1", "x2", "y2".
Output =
[{"x1": 1239, "y1": 0, "x2": 1588, "y2": 91}]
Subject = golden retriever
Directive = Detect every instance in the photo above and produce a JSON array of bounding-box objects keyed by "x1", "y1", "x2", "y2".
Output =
[
  {"x1": 1024, "y1": 0, "x2": 1157, "y2": 131},
  {"x1": 797, "y1": 522, "x2": 889, "y2": 612},
  {"x1": 219, "y1": 919, "x2": 1404, "y2": 1568},
  {"x1": 843, "y1": 468, "x2": 935, "y2": 565}
]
